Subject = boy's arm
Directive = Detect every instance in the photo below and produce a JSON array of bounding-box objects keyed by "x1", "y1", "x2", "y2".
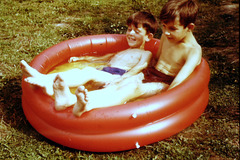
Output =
[
  {"x1": 168, "y1": 48, "x2": 202, "y2": 90},
  {"x1": 149, "y1": 35, "x2": 164, "y2": 67},
  {"x1": 156, "y1": 35, "x2": 164, "y2": 59},
  {"x1": 123, "y1": 51, "x2": 152, "y2": 77},
  {"x1": 69, "y1": 53, "x2": 115, "y2": 63}
]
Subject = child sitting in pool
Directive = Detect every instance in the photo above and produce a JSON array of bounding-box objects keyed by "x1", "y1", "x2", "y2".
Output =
[
  {"x1": 70, "y1": 0, "x2": 202, "y2": 116},
  {"x1": 143, "y1": 0, "x2": 202, "y2": 90},
  {"x1": 22, "y1": 0, "x2": 202, "y2": 116},
  {"x1": 21, "y1": 11, "x2": 161, "y2": 110}
]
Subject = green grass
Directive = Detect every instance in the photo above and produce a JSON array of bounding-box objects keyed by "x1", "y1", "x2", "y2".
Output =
[{"x1": 0, "y1": 0, "x2": 239, "y2": 159}]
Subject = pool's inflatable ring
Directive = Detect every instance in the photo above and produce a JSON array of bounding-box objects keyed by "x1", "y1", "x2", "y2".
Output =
[{"x1": 22, "y1": 34, "x2": 210, "y2": 152}]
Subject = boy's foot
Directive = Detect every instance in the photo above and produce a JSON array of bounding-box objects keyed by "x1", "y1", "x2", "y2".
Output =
[
  {"x1": 53, "y1": 74, "x2": 77, "y2": 111},
  {"x1": 20, "y1": 60, "x2": 41, "y2": 77},
  {"x1": 72, "y1": 86, "x2": 89, "y2": 117},
  {"x1": 24, "y1": 77, "x2": 54, "y2": 96},
  {"x1": 20, "y1": 60, "x2": 54, "y2": 96}
]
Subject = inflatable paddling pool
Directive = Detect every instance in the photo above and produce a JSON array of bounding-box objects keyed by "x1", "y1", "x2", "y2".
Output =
[{"x1": 21, "y1": 34, "x2": 210, "y2": 152}]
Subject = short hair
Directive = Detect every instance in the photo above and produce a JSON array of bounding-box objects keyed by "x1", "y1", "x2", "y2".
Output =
[
  {"x1": 127, "y1": 11, "x2": 158, "y2": 34},
  {"x1": 160, "y1": 0, "x2": 199, "y2": 28}
]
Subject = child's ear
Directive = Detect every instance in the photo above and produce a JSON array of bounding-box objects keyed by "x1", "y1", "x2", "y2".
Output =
[
  {"x1": 146, "y1": 33, "x2": 153, "y2": 42},
  {"x1": 188, "y1": 23, "x2": 195, "y2": 31}
]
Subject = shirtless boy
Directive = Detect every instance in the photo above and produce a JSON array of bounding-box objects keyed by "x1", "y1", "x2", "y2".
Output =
[
  {"x1": 20, "y1": 11, "x2": 159, "y2": 110},
  {"x1": 147, "y1": 0, "x2": 202, "y2": 90},
  {"x1": 71, "y1": 0, "x2": 202, "y2": 116}
]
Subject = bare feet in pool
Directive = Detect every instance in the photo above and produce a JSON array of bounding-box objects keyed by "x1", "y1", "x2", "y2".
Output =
[
  {"x1": 72, "y1": 86, "x2": 89, "y2": 117},
  {"x1": 20, "y1": 60, "x2": 54, "y2": 96},
  {"x1": 20, "y1": 60, "x2": 41, "y2": 77},
  {"x1": 53, "y1": 74, "x2": 77, "y2": 111}
]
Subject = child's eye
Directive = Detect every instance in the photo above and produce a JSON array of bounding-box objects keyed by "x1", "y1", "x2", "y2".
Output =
[{"x1": 169, "y1": 27, "x2": 177, "y2": 31}]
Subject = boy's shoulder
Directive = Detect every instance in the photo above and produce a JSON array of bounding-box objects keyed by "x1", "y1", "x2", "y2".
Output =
[
  {"x1": 184, "y1": 42, "x2": 201, "y2": 53},
  {"x1": 181, "y1": 42, "x2": 202, "y2": 64}
]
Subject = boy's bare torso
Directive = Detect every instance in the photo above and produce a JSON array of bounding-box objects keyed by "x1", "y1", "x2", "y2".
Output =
[
  {"x1": 109, "y1": 48, "x2": 151, "y2": 71},
  {"x1": 155, "y1": 35, "x2": 201, "y2": 77}
]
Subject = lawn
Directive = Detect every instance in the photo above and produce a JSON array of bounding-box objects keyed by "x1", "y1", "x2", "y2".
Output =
[{"x1": 0, "y1": 0, "x2": 239, "y2": 159}]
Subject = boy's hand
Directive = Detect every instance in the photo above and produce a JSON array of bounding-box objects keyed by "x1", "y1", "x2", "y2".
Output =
[{"x1": 126, "y1": 62, "x2": 148, "y2": 77}]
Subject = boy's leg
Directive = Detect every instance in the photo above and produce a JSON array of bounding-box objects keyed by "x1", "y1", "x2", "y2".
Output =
[
  {"x1": 20, "y1": 60, "x2": 120, "y2": 96},
  {"x1": 53, "y1": 69, "x2": 122, "y2": 111},
  {"x1": 63, "y1": 67, "x2": 120, "y2": 87},
  {"x1": 105, "y1": 73, "x2": 168, "y2": 100},
  {"x1": 73, "y1": 73, "x2": 144, "y2": 116},
  {"x1": 72, "y1": 73, "x2": 170, "y2": 116},
  {"x1": 21, "y1": 60, "x2": 58, "y2": 95},
  {"x1": 53, "y1": 74, "x2": 77, "y2": 111},
  {"x1": 137, "y1": 82, "x2": 169, "y2": 98}
]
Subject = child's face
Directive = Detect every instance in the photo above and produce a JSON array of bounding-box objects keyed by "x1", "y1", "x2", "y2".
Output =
[
  {"x1": 161, "y1": 16, "x2": 189, "y2": 43},
  {"x1": 126, "y1": 24, "x2": 150, "y2": 49}
]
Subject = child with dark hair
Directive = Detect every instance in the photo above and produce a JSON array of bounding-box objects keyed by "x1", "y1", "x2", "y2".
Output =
[
  {"x1": 127, "y1": 11, "x2": 158, "y2": 35},
  {"x1": 21, "y1": 0, "x2": 202, "y2": 117},
  {"x1": 144, "y1": 0, "x2": 202, "y2": 90},
  {"x1": 71, "y1": 0, "x2": 202, "y2": 116},
  {"x1": 21, "y1": 12, "x2": 167, "y2": 113}
]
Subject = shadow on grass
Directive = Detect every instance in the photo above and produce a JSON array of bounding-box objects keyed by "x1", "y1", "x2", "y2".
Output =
[
  {"x1": 1, "y1": 77, "x2": 24, "y2": 127},
  {"x1": 0, "y1": 76, "x2": 102, "y2": 155},
  {"x1": 0, "y1": 77, "x2": 45, "y2": 140}
]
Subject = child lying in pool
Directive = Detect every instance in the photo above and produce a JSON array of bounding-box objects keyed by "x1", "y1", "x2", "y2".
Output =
[
  {"x1": 21, "y1": 11, "x2": 157, "y2": 96},
  {"x1": 21, "y1": 12, "x2": 166, "y2": 110}
]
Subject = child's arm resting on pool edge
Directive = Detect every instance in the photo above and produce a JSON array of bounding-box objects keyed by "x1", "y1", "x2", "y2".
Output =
[
  {"x1": 168, "y1": 49, "x2": 202, "y2": 90},
  {"x1": 69, "y1": 53, "x2": 115, "y2": 63}
]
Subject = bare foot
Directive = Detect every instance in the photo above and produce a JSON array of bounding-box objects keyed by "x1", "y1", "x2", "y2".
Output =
[
  {"x1": 72, "y1": 86, "x2": 89, "y2": 117},
  {"x1": 20, "y1": 60, "x2": 55, "y2": 96},
  {"x1": 20, "y1": 60, "x2": 41, "y2": 77},
  {"x1": 53, "y1": 74, "x2": 77, "y2": 111},
  {"x1": 24, "y1": 77, "x2": 54, "y2": 96}
]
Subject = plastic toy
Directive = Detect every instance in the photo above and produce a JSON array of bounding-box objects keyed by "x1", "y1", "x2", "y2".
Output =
[{"x1": 21, "y1": 34, "x2": 210, "y2": 152}]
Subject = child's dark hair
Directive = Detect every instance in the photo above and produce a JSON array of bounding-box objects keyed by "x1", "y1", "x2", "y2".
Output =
[
  {"x1": 127, "y1": 11, "x2": 158, "y2": 34},
  {"x1": 160, "y1": 0, "x2": 199, "y2": 28}
]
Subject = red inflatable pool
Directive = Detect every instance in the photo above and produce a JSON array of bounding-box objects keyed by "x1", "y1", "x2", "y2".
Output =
[{"x1": 21, "y1": 34, "x2": 210, "y2": 152}]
